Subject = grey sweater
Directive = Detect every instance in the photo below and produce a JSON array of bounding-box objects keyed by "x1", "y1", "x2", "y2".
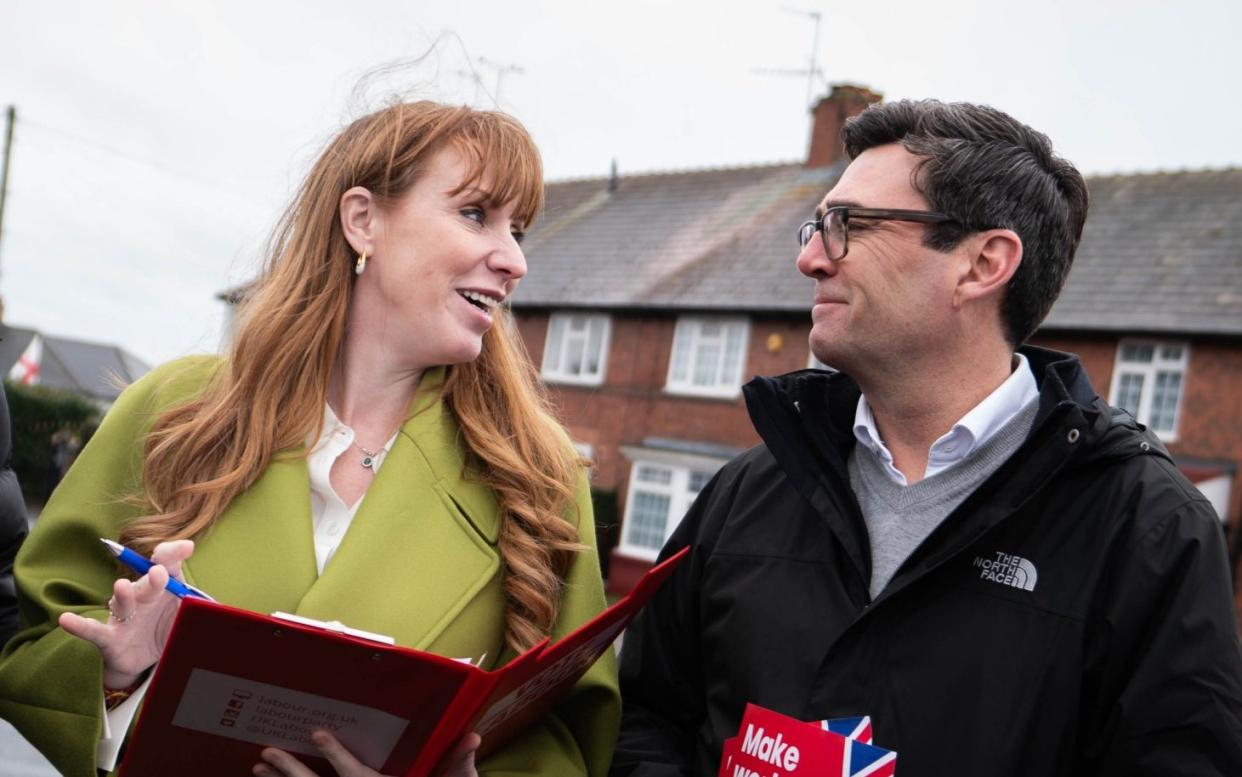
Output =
[{"x1": 849, "y1": 400, "x2": 1039, "y2": 599}]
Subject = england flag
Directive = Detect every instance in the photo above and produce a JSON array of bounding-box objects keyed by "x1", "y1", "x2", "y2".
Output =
[{"x1": 8, "y1": 334, "x2": 41, "y2": 385}]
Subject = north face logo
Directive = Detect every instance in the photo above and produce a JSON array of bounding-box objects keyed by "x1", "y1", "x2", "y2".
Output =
[{"x1": 972, "y1": 551, "x2": 1038, "y2": 592}]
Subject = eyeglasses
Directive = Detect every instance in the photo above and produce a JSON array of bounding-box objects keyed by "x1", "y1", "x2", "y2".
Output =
[{"x1": 798, "y1": 207, "x2": 956, "y2": 261}]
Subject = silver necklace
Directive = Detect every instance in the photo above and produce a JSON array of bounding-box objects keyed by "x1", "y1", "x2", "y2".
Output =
[{"x1": 355, "y1": 441, "x2": 384, "y2": 470}]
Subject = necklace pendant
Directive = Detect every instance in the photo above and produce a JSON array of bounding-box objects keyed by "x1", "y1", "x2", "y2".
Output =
[{"x1": 360, "y1": 455, "x2": 375, "y2": 470}]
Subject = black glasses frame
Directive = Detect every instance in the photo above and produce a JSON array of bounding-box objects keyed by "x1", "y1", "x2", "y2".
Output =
[{"x1": 798, "y1": 207, "x2": 956, "y2": 261}]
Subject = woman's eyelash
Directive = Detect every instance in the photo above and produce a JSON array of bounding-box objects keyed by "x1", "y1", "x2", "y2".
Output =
[{"x1": 462, "y1": 206, "x2": 524, "y2": 244}]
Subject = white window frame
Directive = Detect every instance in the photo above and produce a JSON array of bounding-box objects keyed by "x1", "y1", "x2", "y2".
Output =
[
  {"x1": 1108, "y1": 339, "x2": 1190, "y2": 442},
  {"x1": 541, "y1": 312, "x2": 612, "y2": 386},
  {"x1": 664, "y1": 316, "x2": 750, "y2": 399},
  {"x1": 617, "y1": 447, "x2": 727, "y2": 561}
]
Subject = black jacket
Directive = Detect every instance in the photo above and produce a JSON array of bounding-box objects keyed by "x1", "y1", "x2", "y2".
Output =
[
  {"x1": 613, "y1": 347, "x2": 1242, "y2": 777},
  {"x1": 0, "y1": 381, "x2": 28, "y2": 647}
]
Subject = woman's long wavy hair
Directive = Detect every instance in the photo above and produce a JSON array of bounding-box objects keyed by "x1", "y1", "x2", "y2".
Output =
[{"x1": 120, "y1": 101, "x2": 584, "y2": 652}]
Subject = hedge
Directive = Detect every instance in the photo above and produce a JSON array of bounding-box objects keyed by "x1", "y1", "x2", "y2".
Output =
[{"x1": 4, "y1": 380, "x2": 101, "y2": 504}]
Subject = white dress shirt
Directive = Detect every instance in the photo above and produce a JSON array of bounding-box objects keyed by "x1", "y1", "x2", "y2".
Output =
[
  {"x1": 97, "y1": 404, "x2": 397, "y2": 770},
  {"x1": 852, "y1": 353, "x2": 1040, "y2": 486}
]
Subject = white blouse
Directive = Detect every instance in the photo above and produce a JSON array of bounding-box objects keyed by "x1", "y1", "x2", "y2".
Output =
[
  {"x1": 98, "y1": 405, "x2": 397, "y2": 769},
  {"x1": 306, "y1": 402, "x2": 400, "y2": 574}
]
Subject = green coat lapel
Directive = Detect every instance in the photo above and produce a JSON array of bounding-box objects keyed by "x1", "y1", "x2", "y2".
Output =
[
  {"x1": 182, "y1": 453, "x2": 319, "y2": 615},
  {"x1": 293, "y1": 396, "x2": 503, "y2": 651}
]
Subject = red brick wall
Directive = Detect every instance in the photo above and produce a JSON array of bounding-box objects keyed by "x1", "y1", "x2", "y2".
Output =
[
  {"x1": 1029, "y1": 335, "x2": 1117, "y2": 394},
  {"x1": 516, "y1": 312, "x2": 817, "y2": 492}
]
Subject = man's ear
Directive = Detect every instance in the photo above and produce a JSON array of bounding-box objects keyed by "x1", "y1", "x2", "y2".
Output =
[
  {"x1": 340, "y1": 186, "x2": 377, "y2": 256},
  {"x1": 953, "y1": 229, "x2": 1023, "y2": 308}
]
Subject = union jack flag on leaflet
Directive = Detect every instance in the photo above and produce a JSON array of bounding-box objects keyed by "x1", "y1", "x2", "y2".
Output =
[{"x1": 813, "y1": 715, "x2": 873, "y2": 745}]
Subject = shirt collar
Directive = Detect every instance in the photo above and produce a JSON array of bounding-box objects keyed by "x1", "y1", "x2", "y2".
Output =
[
  {"x1": 311, "y1": 402, "x2": 351, "y2": 452},
  {"x1": 853, "y1": 353, "x2": 1039, "y2": 468}
]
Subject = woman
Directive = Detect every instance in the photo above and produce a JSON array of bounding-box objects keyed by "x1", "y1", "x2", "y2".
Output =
[{"x1": 0, "y1": 102, "x2": 619, "y2": 776}]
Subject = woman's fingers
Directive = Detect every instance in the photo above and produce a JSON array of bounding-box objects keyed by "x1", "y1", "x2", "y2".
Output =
[
  {"x1": 257, "y1": 747, "x2": 316, "y2": 776},
  {"x1": 151, "y1": 539, "x2": 195, "y2": 578},
  {"x1": 111, "y1": 577, "x2": 137, "y2": 617},
  {"x1": 58, "y1": 611, "x2": 107, "y2": 646},
  {"x1": 133, "y1": 564, "x2": 169, "y2": 606},
  {"x1": 256, "y1": 735, "x2": 389, "y2": 777},
  {"x1": 311, "y1": 730, "x2": 371, "y2": 775},
  {"x1": 432, "y1": 732, "x2": 480, "y2": 777}
]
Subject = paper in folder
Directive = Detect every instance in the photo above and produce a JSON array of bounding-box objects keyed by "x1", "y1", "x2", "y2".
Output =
[{"x1": 118, "y1": 548, "x2": 687, "y2": 777}]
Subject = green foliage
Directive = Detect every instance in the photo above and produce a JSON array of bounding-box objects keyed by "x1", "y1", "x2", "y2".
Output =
[{"x1": 4, "y1": 380, "x2": 101, "y2": 503}]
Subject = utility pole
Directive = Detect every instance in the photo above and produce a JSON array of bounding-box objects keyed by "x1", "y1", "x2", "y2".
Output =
[
  {"x1": 0, "y1": 105, "x2": 15, "y2": 280},
  {"x1": 476, "y1": 58, "x2": 524, "y2": 106}
]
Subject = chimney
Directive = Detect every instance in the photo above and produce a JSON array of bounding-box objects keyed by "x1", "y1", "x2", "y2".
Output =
[{"x1": 805, "y1": 84, "x2": 883, "y2": 168}]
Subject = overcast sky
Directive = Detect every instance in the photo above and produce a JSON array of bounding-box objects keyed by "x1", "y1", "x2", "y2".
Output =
[{"x1": 1, "y1": 0, "x2": 1238, "y2": 366}]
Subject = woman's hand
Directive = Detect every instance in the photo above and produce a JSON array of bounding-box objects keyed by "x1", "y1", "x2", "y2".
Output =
[
  {"x1": 253, "y1": 730, "x2": 480, "y2": 777},
  {"x1": 58, "y1": 539, "x2": 196, "y2": 689}
]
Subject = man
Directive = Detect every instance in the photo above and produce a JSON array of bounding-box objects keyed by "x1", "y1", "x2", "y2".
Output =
[{"x1": 610, "y1": 100, "x2": 1242, "y2": 776}]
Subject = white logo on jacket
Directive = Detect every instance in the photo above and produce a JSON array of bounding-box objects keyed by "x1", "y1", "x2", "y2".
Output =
[{"x1": 972, "y1": 551, "x2": 1038, "y2": 592}]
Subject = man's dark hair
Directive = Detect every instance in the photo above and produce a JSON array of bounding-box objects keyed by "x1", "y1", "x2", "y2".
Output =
[{"x1": 843, "y1": 100, "x2": 1088, "y2": 346}]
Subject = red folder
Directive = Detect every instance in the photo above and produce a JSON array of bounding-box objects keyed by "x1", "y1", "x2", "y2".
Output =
[{"x1": 118, "y1": 548, "x2": 687, "y2": 777}]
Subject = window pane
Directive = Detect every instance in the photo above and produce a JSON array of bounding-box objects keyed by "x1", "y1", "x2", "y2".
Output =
[
  {"x1": 693, "y1": 341, "x2": 721, "y2": 386},
  {"x1": 670, "y1": 323, "x2": 693, "y2": 383},
  {"x1": 544, "y1": 316, "x2": 565, "y2": 371},
  {"x1": 1158, "y1": 344, "x2": 1183, "y2": 362},
  {"x1": 585, "y1": 319, "x2": 604, "y2": 375},
  {"x1": 688, "y1": 470, "x2": 713, "y2": 494},
  {"x1": 569, "y1": 315, "x2": 587, "y2": 332},
  {"x1": 636, "y1": 465, "x2": 672, "y2": 485},
  {"x1": 1150, "y1": 371, "x2": 1183, "y2": 432},
  {"x1": 1120, "y1": 343, "x2": 1154, "y2": 363},
  {"x1": 565, "y1": 331, "x2": 586, "y2": 375},
  {"x1": 721, "y1": 324, "x2": 745, "y2": 381},
  {"x1": 1116, "y1": 372, "x2": 1144, "y2": 416},
  {"x1": 700, "y1": 321, "x2": 721, "y2": 339},
  {"x1": 626, "y1": 491, "x2": 671, "y2": 551}
]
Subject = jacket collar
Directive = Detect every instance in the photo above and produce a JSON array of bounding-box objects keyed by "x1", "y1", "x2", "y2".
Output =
[{"x1": 743, "y1": 346, "x2": 1116, "y2": 603}]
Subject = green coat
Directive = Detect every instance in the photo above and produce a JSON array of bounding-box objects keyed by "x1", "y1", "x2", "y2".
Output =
[{"x1": 0, "y1": 357, "x2": 620, "y2": 776}]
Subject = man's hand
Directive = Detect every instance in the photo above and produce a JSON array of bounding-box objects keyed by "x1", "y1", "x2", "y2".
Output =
[{"x1": 253, "y1": 730, "x2": 480, "y2": 777}]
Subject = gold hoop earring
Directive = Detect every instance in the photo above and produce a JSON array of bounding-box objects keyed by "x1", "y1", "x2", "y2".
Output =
[{"x1": 355, "y1": 251, "x2": 368, "y2": 276}]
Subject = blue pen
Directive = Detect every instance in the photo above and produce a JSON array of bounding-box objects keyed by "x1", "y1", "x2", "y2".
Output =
[{"x1": 100, "y1": 538, "x2": 215, "y2": 601}]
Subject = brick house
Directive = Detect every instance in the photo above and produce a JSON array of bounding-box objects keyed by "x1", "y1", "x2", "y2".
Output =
[{"x1": 511, "y1": 85, "x2": 1242, "y2": 608}]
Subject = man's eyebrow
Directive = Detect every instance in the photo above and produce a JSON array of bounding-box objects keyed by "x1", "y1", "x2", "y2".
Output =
[{"x1": 815, "y1": 199, "x2": 863, "y2": 218}]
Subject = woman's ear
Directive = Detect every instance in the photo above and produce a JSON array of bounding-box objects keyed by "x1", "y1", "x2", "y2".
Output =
[
  {"x1": 953, "y1": 228, "x2": 1023, "y2": 308},
  {"x1": 340, "y1": 186, "x2": 377, "y2": 256}
]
